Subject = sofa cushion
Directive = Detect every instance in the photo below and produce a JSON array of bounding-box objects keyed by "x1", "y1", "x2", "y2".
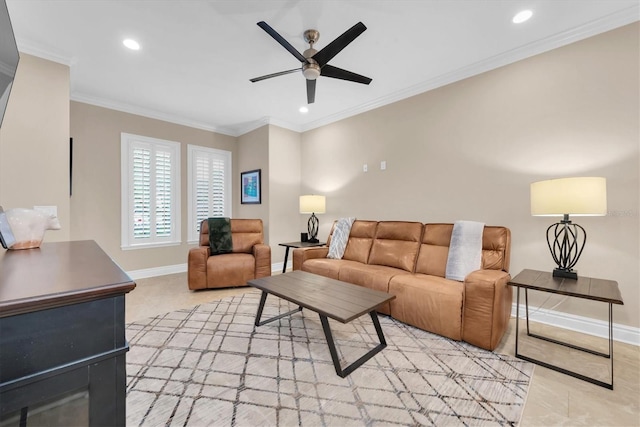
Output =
[
  {"x1": 301, "y1": 258, "x2": 360, "y2": 280},
  {"x1": 389, "y1": 273, "x2": 464, "y2": 341},
  {"x1": 480, "y1": 226, "x2": 511, "y2": 271},
  {"x1": 415, "y1": 224, "x2": 452, "y2": 277},
  {"x1": 416, "y1": 224, "x2": 511, "y2": 277},
  {"x1": 199, "y1": 218, "x2": 264, "y2": 253},
  {"x1": 341, "y1": 220, "x2": 378, "y2": 264},
  {"x1": 327, "y1": 217, "x2": 356, "y2": 259},
  {"x1": 206, "y1": 253, "x2": 256, "y2": 288},
  {"x1": 368, "y1": 221, "x2": 423, "y2": 272},
  {"x1": 338, "y1": 263, "x2": 412, "y2": 315}
]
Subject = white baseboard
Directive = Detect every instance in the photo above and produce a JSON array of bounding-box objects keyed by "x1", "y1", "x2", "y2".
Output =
[
  {"x1": 511, "y1": 303, "x2": 639, "y2": 347},
  {"x1": 127, "y1": 263, "x2": 187, "y2": 280},
  {"x1": 272, "y1": 261, "x2": 289, "y2": 274},
  {"x1": 126, "y1": 263, "x2": 639, "y2": 347},
  {"x1": 128, "y1": 262, "x2": 285, "y2": 280}
]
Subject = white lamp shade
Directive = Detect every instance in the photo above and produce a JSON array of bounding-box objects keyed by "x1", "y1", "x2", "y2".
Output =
[
  {"x1": 299, "y1": 195, "x2": 326, "y2": 214},
  {"x1": 530, "y1": 177, "x2": 607, "y2": 216}
]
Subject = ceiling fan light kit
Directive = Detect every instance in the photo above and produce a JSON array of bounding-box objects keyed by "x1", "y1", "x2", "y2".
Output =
[
  {"x1": 302, "y1": 62, "x2": 320, "y2": 80},
  {"x1": 251, "y1": 21, "x2": 372, "y2": 104}
]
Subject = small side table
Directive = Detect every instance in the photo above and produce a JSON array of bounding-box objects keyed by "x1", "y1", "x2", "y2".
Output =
[
  {"x1": 508, "y1": 269, "x2": 623, "y2": 389},
  {"x1": 278, "y1": 241, "x2": 325, "y2": 273}
]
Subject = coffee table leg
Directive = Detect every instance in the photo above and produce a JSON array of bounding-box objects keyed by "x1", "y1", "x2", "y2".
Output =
[
  {"x1": 319, "y1": 311, "x2": 387, "y2": 378},
  {"x1": 254, "y1": 291, "x2": 303, "y2": 327}
]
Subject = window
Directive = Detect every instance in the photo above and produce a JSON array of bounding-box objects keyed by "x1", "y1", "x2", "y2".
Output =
[
  {"x1": 121, "y1": 133, "x2": 181, "y2": 249},
  {"x1": 187, "y1": 145, "x2": 232, "y2": 242}
]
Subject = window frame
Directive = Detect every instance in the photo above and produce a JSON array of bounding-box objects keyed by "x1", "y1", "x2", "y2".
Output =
[
  {"x1": 187, "y1": 144, "x2": 232, "y2": 243},
  {"x1": 120, "y1": 132, "x2": 181, "y2": 250}
]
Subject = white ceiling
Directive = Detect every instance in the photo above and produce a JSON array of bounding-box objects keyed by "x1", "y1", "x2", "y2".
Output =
[{"x1": 6, "y1": 0, "x2": 639, "y2": 137}]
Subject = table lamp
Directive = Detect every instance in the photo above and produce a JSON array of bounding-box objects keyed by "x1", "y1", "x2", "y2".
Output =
[
  {"x1": 299, "y1": 195, "x2": 325, "y2": 243},
  {"x1": 530, "y1": 177, "x2": 607, "y2": 279}
]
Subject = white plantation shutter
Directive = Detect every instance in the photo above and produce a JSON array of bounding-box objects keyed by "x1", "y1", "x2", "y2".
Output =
[
  {"x1": 155, "y1": 150, "x2": 172, "y2": 237},
  {"x1": 188, "y1": 145, "x2": 232, "y2": 242},
  {"x1": 132, "y1": 147, "x2": 151, "y2": 239},
  {"x1": 121, "y1": 133, "x2": 181, "y2": 249}
]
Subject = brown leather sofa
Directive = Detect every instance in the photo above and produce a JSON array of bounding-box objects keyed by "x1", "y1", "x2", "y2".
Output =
[
  {"x1": 293, "y1": 220, "x2": 512, "y2": 350},
  {"x1": 188, "y1": 219, "x2": 271, "y2": 290}
]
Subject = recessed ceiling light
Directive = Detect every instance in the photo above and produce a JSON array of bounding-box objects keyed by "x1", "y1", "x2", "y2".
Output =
[
  {"x1": 512, "y1": 10, "x2": 533, "y2": 24},
  {"x1": 299, "y1": 106, "x2": 309, "y2": 113},
  {"x1": 123, "y1": 39, "x2": 140, "y2": 50}
]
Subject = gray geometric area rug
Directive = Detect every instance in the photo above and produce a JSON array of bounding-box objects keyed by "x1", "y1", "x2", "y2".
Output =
[{"x1": 126, "y1": 290, "x2": 533, "y2": 426}]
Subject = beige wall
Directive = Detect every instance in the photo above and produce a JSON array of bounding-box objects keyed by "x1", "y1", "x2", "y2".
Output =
[
  {"x1": 69, "y1": 101, "x2": 237, "y2": 270},
  {"x1": 268, "y1": 125, "x2": 302, "y2": 264},
  {"x1": 236, "y1": 125, "x2": 270, "y2": 242},
  {"x1": 235, "y1": 124, "x2": 302, "y2": 265},
  {"x1": 0, "y1": 53, "x2": 70, "y2": 241},
  {"x1": 301, "y1": 23, "x2": 639, "y2": 329}
]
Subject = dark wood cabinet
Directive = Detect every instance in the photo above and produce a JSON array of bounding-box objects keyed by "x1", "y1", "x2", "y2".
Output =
[{"x1": 0, "y1": 240, "x2": 135, "y2": 426}]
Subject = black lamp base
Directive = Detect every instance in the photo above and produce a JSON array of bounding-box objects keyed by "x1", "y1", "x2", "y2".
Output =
[
  {"x1": 553, "y1": 268, "x2": 578, "y2": 280},
  {"x1": 546, "y1": 216, "x2": 585, "y2": 282},
  {"x1": 307, "y1": 213, "x2": 319, "y2": 244}
]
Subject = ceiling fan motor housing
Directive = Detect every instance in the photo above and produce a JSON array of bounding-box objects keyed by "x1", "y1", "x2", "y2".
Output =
[{"x1": 303, "y1": 45, "x2": 320, "y2": 80}]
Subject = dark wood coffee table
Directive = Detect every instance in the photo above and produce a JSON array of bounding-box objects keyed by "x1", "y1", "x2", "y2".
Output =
[{"x1": 248, "y1": 270, "x2": 396, "y2": 378}]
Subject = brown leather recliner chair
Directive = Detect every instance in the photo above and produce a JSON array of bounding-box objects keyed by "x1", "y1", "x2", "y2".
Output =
[{"x1": 188, "y1": 219, "x2": 271, "y2": 290}]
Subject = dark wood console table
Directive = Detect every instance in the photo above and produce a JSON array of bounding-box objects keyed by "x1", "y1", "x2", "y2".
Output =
[
  {"x1": 0, "y1": 240, "x2": 136, "y2": 425},
  {"x1": 508, "y1": 269, "x2": 623, "y2": 389}
]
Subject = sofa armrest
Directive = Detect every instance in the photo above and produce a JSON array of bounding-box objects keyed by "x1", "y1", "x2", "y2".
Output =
[
  {"x1": 253, "y1": 243, "x2": 272, "y2": 278},
  {"x1": 188, "y1": 246, "x2": 210, "y2": 290},
  {"x1": 292, "y1": 247, "x2": 329, "y2": 270},
  {"x1": 461, "y1": 269, "x2": 512, "y2": 350}
]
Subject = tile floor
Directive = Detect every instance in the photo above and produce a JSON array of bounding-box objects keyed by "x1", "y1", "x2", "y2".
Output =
[{"x1": 126, "y1": 273, "x2": 640, "y2": 426}]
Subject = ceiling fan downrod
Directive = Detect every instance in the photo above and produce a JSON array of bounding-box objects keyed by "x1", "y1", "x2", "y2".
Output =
[{"x1": 302, "y1": 29, "x2": 320, "y2": 80}]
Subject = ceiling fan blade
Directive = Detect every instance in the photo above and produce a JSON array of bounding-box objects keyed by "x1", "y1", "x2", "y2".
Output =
[
  {"x1": 312, "y1": 22, "x2": 366, "y2": 67},
  {"x1": 257, "y1": 21, "x2": 307, "y2": 63},
  {"x1": 307, "y1": 79, "x2": 316, "y2": 104},
  {"x1": 321, "y1": 65, "x2": 372, "y2": 85},
  {"x1": 250, "y1": 68, "x2": 300, "y2": 83}
]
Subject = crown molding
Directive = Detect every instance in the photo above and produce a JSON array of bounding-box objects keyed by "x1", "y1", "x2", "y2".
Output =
[
  {"x1": 233, "y1": 116, "x2": 302, "y2": 137},
  {"x1": 16, "y1": 40, "x2": 74, "y2": 66},
  {"x1": 299, "y1": 5, "x2": 640, "y2": 133},
  {"x1": 70, "y1": 92, "x2": 239, "y2": 137}
]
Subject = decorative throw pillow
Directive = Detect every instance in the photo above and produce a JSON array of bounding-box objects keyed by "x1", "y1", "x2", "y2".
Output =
[
  {"x1": 327, "y1": 217, "x2": 356, "y2": 259},
  {"x1": 208, "y1": 217, "x2": 233, "y2": 256}
]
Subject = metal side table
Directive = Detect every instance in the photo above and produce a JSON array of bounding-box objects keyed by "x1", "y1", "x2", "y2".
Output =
[{"x1": 508, "y1": 269, "x2": 623, "y2": 389}]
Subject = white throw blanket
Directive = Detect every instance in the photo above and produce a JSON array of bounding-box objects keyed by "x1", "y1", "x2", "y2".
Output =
[{"x1": 445, "y1": 220, "x2": 485, "y2": 281}]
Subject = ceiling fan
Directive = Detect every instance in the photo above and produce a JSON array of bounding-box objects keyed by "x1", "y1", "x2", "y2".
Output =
[{"x1": 250, "y1": 21, "x2": 372, "y2": 104}]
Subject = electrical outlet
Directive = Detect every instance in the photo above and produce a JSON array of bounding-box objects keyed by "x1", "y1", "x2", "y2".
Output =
[
  {"x1": 363, "y1": 164, "x2": 368, "y2": 172},
  {"x1": 380, "y1": 161, "x2": 387, "y2": 170}
]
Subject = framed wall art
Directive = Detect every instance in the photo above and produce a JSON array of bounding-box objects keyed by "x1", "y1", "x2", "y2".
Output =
[{"x1": 241, "y1": 169, "x2": 261, "y2": 204}]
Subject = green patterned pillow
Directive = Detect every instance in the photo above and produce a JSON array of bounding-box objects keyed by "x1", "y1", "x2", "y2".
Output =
[{"x1": 208, "y1": 217, "x2": 233, "y2": 256}]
